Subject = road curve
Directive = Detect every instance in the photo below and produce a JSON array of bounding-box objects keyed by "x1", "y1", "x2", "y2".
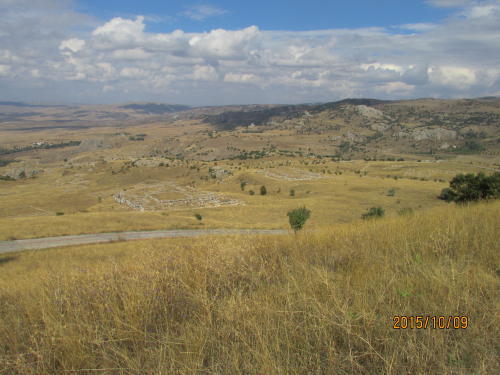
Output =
[{"x1": 0, "y1": 229, "x2": 288, "y2": 255}]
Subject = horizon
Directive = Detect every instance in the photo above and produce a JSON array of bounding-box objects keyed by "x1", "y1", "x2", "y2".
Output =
[
  {"x1": 1, "y1": 95, "x2": 499, "y2": 108},
  {"x1": 1, "y1": 0, "x2": 500, "y2": 105}
]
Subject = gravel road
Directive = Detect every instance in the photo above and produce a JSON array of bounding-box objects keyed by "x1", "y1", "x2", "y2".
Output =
[{"x1": 0, "y1": 229, "x2": 288, "y2": 255}]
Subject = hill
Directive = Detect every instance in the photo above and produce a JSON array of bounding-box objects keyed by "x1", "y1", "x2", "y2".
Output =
[
  {"x1": 202, "y1": 97, "x2": 500, "y2": 158},
  {"x1": 0, "y1": 201, "x2": 497, "y2": 374}
]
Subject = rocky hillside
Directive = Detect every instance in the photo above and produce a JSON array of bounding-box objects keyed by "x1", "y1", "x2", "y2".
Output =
[
  {"x1": 201, "y1": 97, "x2": 500, "y2": 157},
  {"x1": 1, "y1": 98, "x2": 498, "y2": 163}
]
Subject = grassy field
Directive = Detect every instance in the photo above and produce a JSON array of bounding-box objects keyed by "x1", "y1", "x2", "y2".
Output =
[
  {"x1": 0, "y1": 201, "x2": 498, "y2": 374},
  {"x1": 2, "y1": 155, "x2": 491, "y2": 240}
]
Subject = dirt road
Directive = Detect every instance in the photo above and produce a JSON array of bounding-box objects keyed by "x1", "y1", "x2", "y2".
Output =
[{"x1": 0, "y1": 229, "x2": 288, "y2": 255}]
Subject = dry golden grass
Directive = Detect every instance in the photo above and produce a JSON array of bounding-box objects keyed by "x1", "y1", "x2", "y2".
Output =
[
  {"x1": 1, "y1": 157, "x2": 456, "y2": 240},
  {"x1": 0, "y1": 201, "x2": 498, "y2": 374}
]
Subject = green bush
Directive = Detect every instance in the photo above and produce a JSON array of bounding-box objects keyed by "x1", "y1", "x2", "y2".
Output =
[
  {"x1": 260, "y1": 185, "x2": 267, "y2": 195},
  {"x1": 463, "y1": 140, "x2": 485, "y2": 152},
  {"x1": 397, "y1": 207, "x2": 414, "y2": 216},
  {"x1": 362, "y1": 207, "x2": 385, "y2": 220},
  {"x1": 194, "y1": 213, "x2": 203, "y2": 221},
  {"x1": 438, "y1": 188, "x2": 457, "y2": 202},
  {"x1": 287, "y1": 207, "x2": 311, "y2": 233},
  {"x1": 249, "y1": 190, "x2": 255, "y2": 196},
  {"x1": 439, "y1": 172, "x2": 499, "y2": 203},
  {"x1": 387, "y1": 188, "x2": 396, "y2": 197},
  {"x1": 240, "y1": 181, "x2": 247, "y2": 191},
  {"x1": 289, "y1": 189, "x2": 295, "y2": 197}
]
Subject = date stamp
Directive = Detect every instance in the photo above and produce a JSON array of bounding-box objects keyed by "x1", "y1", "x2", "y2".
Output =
[{"x1": 393, "y1": 316, "x2": 468, "y2": 329}]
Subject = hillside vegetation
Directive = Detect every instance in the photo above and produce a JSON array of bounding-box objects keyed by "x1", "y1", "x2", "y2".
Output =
[{"x1": 1, "y1": 201, "x2": 498, "y2": 374}]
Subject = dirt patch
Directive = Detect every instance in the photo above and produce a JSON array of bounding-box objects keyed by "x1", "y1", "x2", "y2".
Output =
[
  {"x1": 255, "y1": 168, "x2": 325, "y2": 181},
  {"x1": 113, "y1": 182, "x2": 244, "y2": 211}
]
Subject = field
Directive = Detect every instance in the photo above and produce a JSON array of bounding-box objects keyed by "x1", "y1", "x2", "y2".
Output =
[
  {"x1": 0, "y1": 98, "x2": 499, "y2": 374},
  {"x1": 1, "y1": 151, "x2": 497, "y2": 240},
  {"x1": 0, "y1": 202, "x2": 498, "y2": 374}
]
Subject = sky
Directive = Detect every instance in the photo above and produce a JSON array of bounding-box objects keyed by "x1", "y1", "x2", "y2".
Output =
[{"x1": 0, "y1": 0, "x2": 499, "y2": 105}]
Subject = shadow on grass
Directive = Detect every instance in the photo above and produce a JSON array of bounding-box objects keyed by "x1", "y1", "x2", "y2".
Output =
[{"x1": 0, "y1": 256, "x2": 17, "y2": 265}]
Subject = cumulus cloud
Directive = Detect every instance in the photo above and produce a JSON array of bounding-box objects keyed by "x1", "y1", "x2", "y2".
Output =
[
  {"x1": 92, "y1": 16, "x2": 146, "y2": 48},
  {"x1": 59, "y1": 38, "x2": 86, "y2": 53},
  {"x1": 188, "y1": 26, "x2": 259, "y2": 59},
  {"x1": 0, "y1": 0, "x2": 500, "y2": 104}
]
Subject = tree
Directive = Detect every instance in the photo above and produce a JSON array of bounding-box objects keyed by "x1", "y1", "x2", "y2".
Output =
[
  {"x1": 439, "y1": 172, "x2": 500, "y2": 203},
  {"x1": 361, "y1": 207, "x2": 385, "y2": 220},
  {"x1": 438, "y1": 188, "x2": 457, "y2": 202},
  {"x1": 287, "y1": 207, "x2": 311, "y2": 233},
  {"x1": 260, "y1": 185, "x2": 267, "y2": 195}
]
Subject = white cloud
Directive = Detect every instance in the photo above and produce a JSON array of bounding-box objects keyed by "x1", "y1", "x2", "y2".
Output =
[
  {"x1": 120, "y1": 67, "x2": 149, "y2": 79},
  {"x1": 224, "y1": 73, "x2": 259, "y2": 83},
  {"x1": 59, "y1": 38, "x2": 86, "y2": 53},
  {"x1": 1, "y1": 1, "x2": 500, "y2": 104},
  {"x1": 0, "y1": 64, "x2": 10, "y2": 76},
  {"x1": 426, "y1": 0, "x2": 474, "y2": 7},
  {"x1": 466, "y1": 3, "x2": 499, "y2": 18},
  {"x1": 398, "y1": 23, "x2": 437, "y2": 32},
  {"x1": 92, "y1": 16, "x2": 146, "y2": 48},
  {"x1": 188, "y1": 26, "x2": 259, "y2": 59},
  {"x1": 192, "y1": 64, "x2": 218, "y2": 81},
  {"x1": 428, "y1": 66, "x2": 477, "y2": 89},
  {"x1": 376, "y1": 81, "x2": 415, "y2": 94},
  {"x1": 361, "y1": 63, "x2": 405, "y2": 74},
  {"x1": 181, "y1": 4, "x2": 228, "y2": 21},
  {"x1": 111, "y1": 48, "x2": 151, "y2": 60}
]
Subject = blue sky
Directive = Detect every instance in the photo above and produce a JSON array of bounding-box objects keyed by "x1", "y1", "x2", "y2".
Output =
[
  {"x1": 76, "y1": 1, "x2": 450, "y2": 33},
  {"x1": 0, "y1": 0, "x2": 499, "y2": 105}
]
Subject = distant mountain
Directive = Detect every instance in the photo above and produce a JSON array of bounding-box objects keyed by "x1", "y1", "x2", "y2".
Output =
[
  {"x1": 120, "y1": 103, "x2": 191, "y2": 114},
  {"x1": 0, "y1": 101, "x2": 47, "y2": 108}
]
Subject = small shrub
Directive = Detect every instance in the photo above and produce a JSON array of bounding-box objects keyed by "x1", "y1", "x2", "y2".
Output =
[
  {"x1": 260, "y1": 185, "x2": 267, "y2": 195},
  {"x1": 463, "y1": 140, "x2": 485, "y2": 152},
  {"x1": 289, "y1": 189, "x2": 295, "y2": 197},
  {"x1": 240, "y1": 181, "x2": 247, "y2": 191},
  {"x1": 362, "y1": 207, "x2": 385, "y2": 220},
  {"x1": 287, "y1": 207, "x2": 311, "y2": 233},
  {"x1": 398, "y1": 207, "x2": 414, "y2": 216},
  {"x1": 387, "y1": 188, "x2": 396, "y2": 197},
  {"x1": 249, "y1": 190, "x2": 255, "y2": 195},
  {"x1": 56, "y1": 212, "x2": 65, "y2": 216},
  {"x1": 194, "y1": 213, "x2": 203, "y2": 221}
]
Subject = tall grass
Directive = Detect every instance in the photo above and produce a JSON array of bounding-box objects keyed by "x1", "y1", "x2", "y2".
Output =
[{"x1": 0, "y1": 202, "x2": 498, "y2": 374}]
